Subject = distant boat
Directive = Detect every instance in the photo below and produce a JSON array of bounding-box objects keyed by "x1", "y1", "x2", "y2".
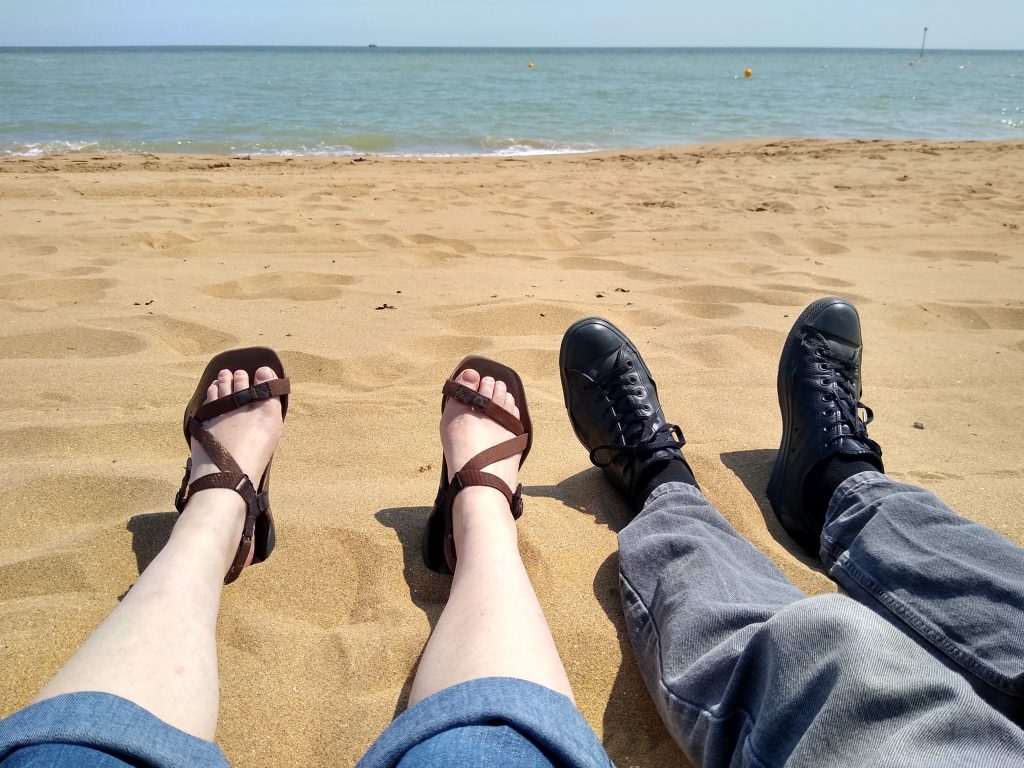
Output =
[{"x1": 368, "y1": 43, "x2": 378, "y2": 48}]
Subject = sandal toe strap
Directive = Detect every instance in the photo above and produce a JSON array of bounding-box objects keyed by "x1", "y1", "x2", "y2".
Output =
[
  {"x1": 443, "y1": 380, "x2": 524, "y2": 436},
  {"x1": 194, "y1": 378, "x2": 291, "y2": 423}
]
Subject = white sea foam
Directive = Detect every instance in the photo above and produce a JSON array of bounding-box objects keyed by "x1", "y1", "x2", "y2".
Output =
[
  {"x1": 2, "y1": 140, "x2": 98, "y2": 157},
  {"x1": 476, "y1": 136, "x2": 598, "y2": 156}
]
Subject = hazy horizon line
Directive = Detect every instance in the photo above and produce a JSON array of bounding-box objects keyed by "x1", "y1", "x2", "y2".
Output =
[{"x1": 2, "y1": 44, "x2": 1021, "y2": 52}]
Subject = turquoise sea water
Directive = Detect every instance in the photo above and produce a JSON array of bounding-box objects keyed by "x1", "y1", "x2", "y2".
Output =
[{"x1": 1, "y1": 47, "x2": 1022, "y2": 156}]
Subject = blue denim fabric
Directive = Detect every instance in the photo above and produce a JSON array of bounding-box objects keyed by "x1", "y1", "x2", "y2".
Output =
[
  {"x1": 0, "y1": 679, "x2": 611, "y2": 767},
  {"x1": 0, "y1": 692, "x2": 228, "y2": 768},
  {"x1": 358, "y1": 677, "x2": 613, "y2": 768},
  {"x1": 618, "y1": 481, "x2": 1024, "y2": 768},
  {"x1": 822, "y1": 472, "x2": 1024, "y2": 722}
]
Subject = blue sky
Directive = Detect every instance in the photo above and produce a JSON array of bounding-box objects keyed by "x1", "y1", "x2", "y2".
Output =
[{"x1": 3, "y1": 1, "x2": 1021, "y2": 49}]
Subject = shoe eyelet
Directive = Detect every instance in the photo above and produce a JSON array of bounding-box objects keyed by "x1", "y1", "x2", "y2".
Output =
[
  {"x1": 820, "y1": 378, "x2": 829, "y2": 386},
  {"x1": 635, "y1": 389, "x2": 644, "y2": 396},
  {"x1": 626, "y1": 360, "x2": 634, "y2": 368},
  {"x1": 629, "y1": 375, "x2": 638, "y2": 384},
  {"x1": 822, "y1": 426, "x2": 830, "y2": 432}
]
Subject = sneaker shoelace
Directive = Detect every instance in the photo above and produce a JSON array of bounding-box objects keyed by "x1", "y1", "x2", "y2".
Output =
[
  {"x1": 804, "y1": 331, "x2": 882, "y2": 456},
  {"x1": 586, "y1": 355, "x2": 686, "y2": 467}
]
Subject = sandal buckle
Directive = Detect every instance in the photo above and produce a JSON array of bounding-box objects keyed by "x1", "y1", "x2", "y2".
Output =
[
  {"x1": 453, "y1": 388, "x2": 490, "y2": 411},
  {"x1": 232, "y1": 387, "x2": 257, "y2": 407},
  {"x1": 510, "y1": 485, "x2": 524, "y2": 520}
]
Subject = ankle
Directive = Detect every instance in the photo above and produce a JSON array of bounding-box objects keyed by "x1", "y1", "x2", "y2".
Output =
[
  {"x1": 803, "y1": 455, "x2": 882, "y2": 524},
  {"x1": 175, "y1": 491, "x2": 246, "y2": 569},
  {"x1": 630, "y1": 456, "x2": 698, "y2": 512},
  {"x1": 452, "y1": 487, "x2": 518, "y2": 549}
]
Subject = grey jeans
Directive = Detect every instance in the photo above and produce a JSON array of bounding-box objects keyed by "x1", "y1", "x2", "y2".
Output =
[{"x1": 619, "y1": 472, "x2": 1024, "y2": 767}]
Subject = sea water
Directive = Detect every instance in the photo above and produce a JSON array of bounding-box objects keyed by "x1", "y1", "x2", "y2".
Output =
[{"x1": 1, "y1": 47, "x2": 1021, "y2": 156}]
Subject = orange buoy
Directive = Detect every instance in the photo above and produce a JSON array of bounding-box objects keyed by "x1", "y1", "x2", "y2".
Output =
[
  {"x1": 744, "y1": 68, "x2": 752, "y2": 78},
  {"x1": 528, "y1": 62, "x2": 535, "y2": 68}
]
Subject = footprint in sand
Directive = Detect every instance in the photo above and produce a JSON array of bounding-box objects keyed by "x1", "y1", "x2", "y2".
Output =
[
  {"x1": 0, "y1": 327, "x2": 146, "y2": 359},
  {"x1": 250, "y1": 224, "x2": 298, "y2": 235},
  {"x1": 283, "y1": 350, "x2": 416, "y2": 392},
  {"x1": 143, "y1": 232, "x2": 199, "y2": 251},
  {"x1": 439, "y1": 301, "x2": 581, "y2": 337},
  {"x1": 803, "y1": 238, "x2": 850, "y2": 256},
  {"x1": 747, "y1": 200, "x2": 797, "y2": 214},
  {"x1": 656, "y1": 283, "x2": 805, "y2": 307},
  {"x1": 202, "y1": 272, "x2": 357, "y2": 301},
  {"x1": 890, "y1": 303, "x2": 1024, "y2": 331},
  {"x1": 557, "y1": 256, "x2": 674, "y2": 282},
  {"x1": 677, "y1": 302, "x2": 744, "y2": 319},
  {"x1": 911, "y1": 249, "x2": 1005, "y2": 263},
  {"x1": 719, "y1": 261, "x2": 777, "y2": 277},
  {"x1": 21, "y1": 245, "x2": 58, "y2": 257},
  {"x1": 57, "y1": 266, "x2": 106, "y2": 277},
  {"x1": 133, "y1": 315, "x2": 239, "y2": 355},
  {"x1": 408, "y1": 234, "x2": 477, "y2": 254},
  {"x1": 680, "y1": 326, "x2": 786, "y2": 369},
  {"x1": 0, "y1": 278, "x2": 117, "y2": 307},
  {"x1": 769, "y1": 272, "x2": 856, "y2": 290}
]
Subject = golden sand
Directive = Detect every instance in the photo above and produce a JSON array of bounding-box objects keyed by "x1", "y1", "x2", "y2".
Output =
[{"x1": 1, "y1": 139, "x2": 1022, "y2": 766}]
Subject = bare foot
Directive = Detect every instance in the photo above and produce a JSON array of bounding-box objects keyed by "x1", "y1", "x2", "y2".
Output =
[
  {"x1": 441, "y1": 368, "x2": 522, "y2": 497},
  {"x1": 186, "y1": 366, "x2": 284, "y2": 506}
]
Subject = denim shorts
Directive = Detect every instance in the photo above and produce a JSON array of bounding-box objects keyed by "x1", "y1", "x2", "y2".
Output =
[{"x1": 0, "y1": 678, "x2": 611, "y2": 767}]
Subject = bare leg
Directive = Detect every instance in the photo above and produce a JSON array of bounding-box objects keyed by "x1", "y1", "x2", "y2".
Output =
[
  {"x1": 408, "y1": 369, "x2": 573, "y2": 706},
  {"x1": 33, "y1": 366, "x2": 284, "y2": 740}
]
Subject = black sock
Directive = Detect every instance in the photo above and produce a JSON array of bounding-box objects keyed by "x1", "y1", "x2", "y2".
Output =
[
  {"x1": 803, "y1": 454, "x2": 881, "y2": 520},
  {"x1": 631, "y1": 456, "x2": 698, "y2": 513}
]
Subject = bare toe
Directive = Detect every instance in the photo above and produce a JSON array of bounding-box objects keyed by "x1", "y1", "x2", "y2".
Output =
[
  {"x1": 216, "y1": 369, "x2": 233, "y2": 399},
  {"x1": 492, "y1": 380, "x2": 508, "y2": 407},
  {"x1": 478, "y1": 375, "x2": 496, "y2": 401},
  {"x1": 253, "y1": 366, "x2": 277, "y2": 386},
  {"x1": 504, "y1": 392, "x2": 519, "y2": 420},
  {"x1": 232, "y1": 368, "x2": 250, "y2": 393}
]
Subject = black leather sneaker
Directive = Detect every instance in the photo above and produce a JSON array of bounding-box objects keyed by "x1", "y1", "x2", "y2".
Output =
[
  {"x1": 560, "y1": 317, "x2": 688, "y2": 501},
  {"x1": 767, "y1": 297, "x2": 884, "y2": 553}
]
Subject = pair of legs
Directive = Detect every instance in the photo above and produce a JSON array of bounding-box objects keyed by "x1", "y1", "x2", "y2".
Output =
[
  {"x1": 559, "y1": 304, "x2": 1024, "y2": 766},
  {"x1": 0, "y1": 361, "x2": 602, "y2": 766},
  {"x1": 620, "y1": 479, "x2": 1024, "y2": 766}
]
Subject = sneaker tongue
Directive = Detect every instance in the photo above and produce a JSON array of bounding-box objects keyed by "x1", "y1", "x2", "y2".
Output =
[{"x1": 825, "y1": 338, "x2": 861, "y2": 365}]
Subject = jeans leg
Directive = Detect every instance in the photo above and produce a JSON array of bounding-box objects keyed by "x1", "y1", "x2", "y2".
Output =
[
  {"x1": 619, "y1": 481, "x2": 1024, "y2": 768},
  {"x1": 821, "y1": 471, "x2": 1024, "y2": 724}
]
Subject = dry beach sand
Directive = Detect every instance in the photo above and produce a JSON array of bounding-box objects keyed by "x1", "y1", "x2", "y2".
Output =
[{"x1": 1, "y1": 139, "x2": 1023, "y2": 766}]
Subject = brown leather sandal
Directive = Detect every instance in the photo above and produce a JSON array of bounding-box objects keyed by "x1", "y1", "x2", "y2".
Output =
[
  {"x1": 422, "y1": 356, "x2": 533, "y2": 574},
  {"x1": 174, "y1": 347, "x2": 291, "y2": 584}
]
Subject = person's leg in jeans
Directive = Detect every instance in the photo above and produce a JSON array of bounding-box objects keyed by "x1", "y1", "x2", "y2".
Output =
[
  {"x1": 559, "y1": 312, "x2": 1024, "y2": 767},
  {"x1": 764, "y1": 298, "x2": 1024, "y2": 724}
]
